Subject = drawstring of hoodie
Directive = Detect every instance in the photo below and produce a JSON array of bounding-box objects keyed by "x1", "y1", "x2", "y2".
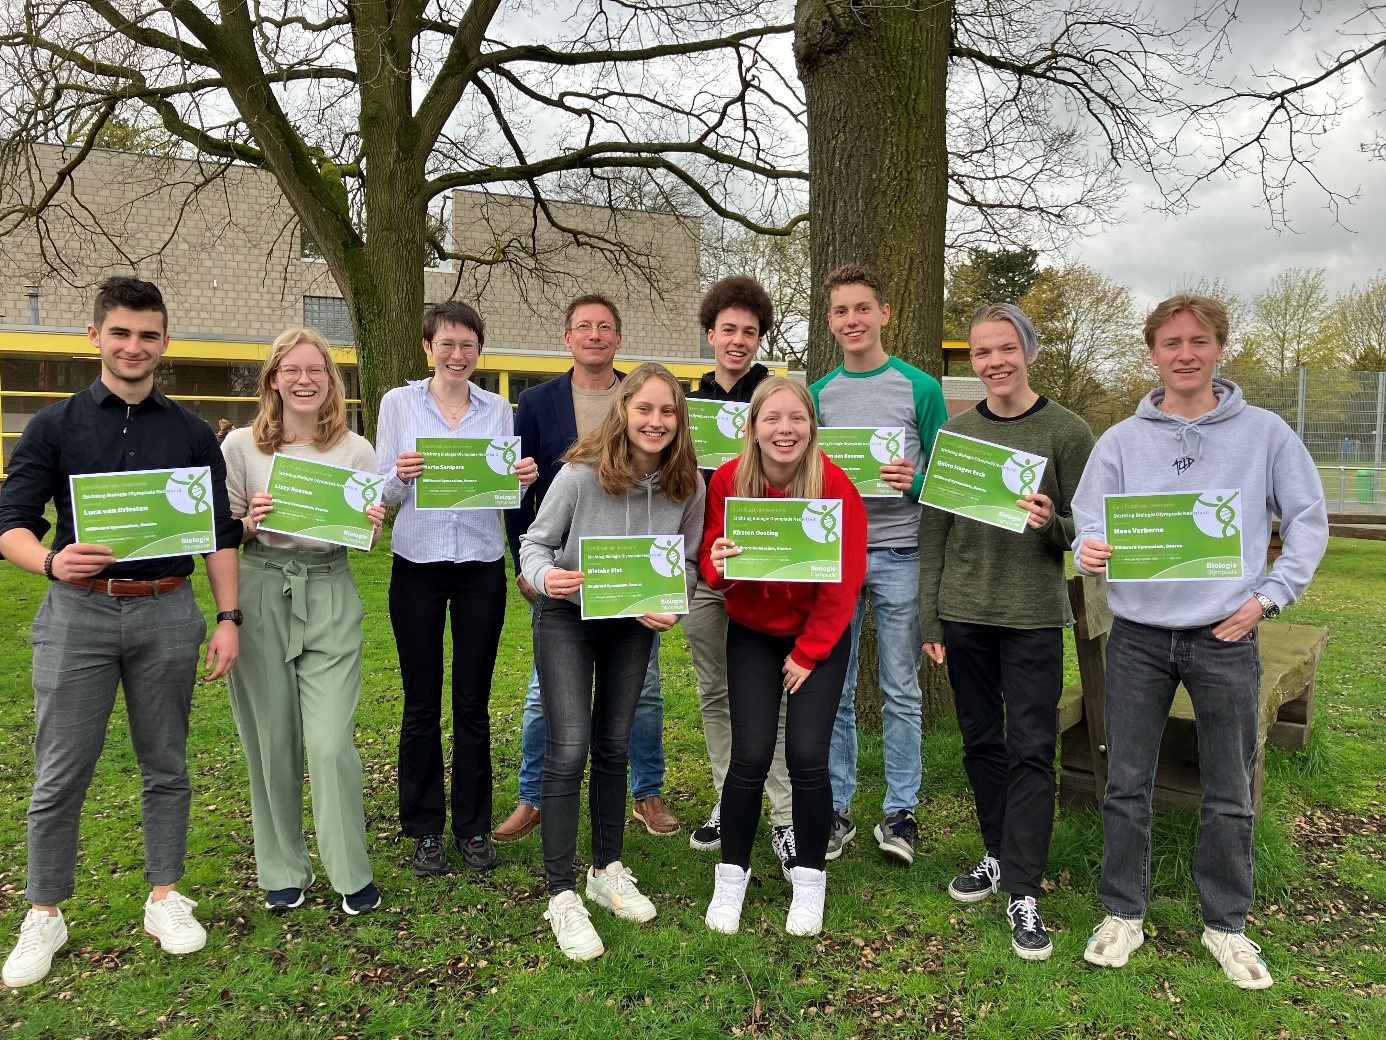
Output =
[{"x1": 1176, "y1": 421, "x2": 1206, "y2": 461}]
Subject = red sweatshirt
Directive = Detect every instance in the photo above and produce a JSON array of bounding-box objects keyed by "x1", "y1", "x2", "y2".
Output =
[{"x1": 699, "y1": 454, "x2": 867, "y2": 670}]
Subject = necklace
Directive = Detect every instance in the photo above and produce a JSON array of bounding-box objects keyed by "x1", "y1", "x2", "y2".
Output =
[{"x1": 430, "y1": 380, "x2": 470, "y2": 423}]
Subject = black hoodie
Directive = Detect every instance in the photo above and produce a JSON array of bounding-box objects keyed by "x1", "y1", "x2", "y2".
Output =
[{"x1": 690, "y1": 362, "x2": 771, "y2": 404}]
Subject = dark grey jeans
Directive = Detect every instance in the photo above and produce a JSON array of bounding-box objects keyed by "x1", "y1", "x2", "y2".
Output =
[
  {"x1": 533, "y1": 596, "x2": 653, "y2": 896},
  {"x1": 1099, "y1": 617, "x2": 1262, "y2": 933},
  {"x1": 26, "y1": 581, "x2": 207, "y2": 904}
]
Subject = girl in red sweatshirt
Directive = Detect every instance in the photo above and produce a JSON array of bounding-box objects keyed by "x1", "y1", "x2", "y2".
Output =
[{"x1": 698, "y1": 377, "x2": 866, "y2": 937}]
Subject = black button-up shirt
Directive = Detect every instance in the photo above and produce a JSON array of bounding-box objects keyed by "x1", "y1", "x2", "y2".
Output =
[{"x1": 0, "y1": 378, "x2": 241, "y2": 580}]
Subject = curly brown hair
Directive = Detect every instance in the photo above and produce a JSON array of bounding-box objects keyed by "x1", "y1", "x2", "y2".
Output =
[{"x1": 698, "y1": 275, "x2": 773, "y2": 335}]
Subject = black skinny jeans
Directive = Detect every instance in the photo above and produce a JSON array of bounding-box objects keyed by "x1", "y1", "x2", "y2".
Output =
[
  {"x1": 943, "y1": 620, "x2": 1064, "y2": 898},
  {"x1": 720, "y1": 620, "x2": 851, "y2": 872},
  {"x1": 390, "y1": 555, "x2": 506, "y2": 840},
  {"x1": 534, "y1": 595, "x2": 654, "y2": 895}
]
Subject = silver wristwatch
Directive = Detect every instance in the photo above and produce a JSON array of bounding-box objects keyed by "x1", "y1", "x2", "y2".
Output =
[{"x1": 1253, "y1": 593, "x2": 1280, "y2": 620}]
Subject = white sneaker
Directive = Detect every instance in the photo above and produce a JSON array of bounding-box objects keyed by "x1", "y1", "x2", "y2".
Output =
[
  {"x1": 1202, "y1": 928, "x2": 1274, "y2": 989},
  {"x1": 785, "y1": 866, "x2": 826, "y2": 937},
  {"x1": 545, "y1": 890, "x2": 604, "y2": 961},
  {"x1": 143, "y1": 891, "x2": 207, "y2": 955},
  {"x1": 1083, "y1": 914, "x2": 1144, "y2": 968},
  {"x1": 585, "y1": 861, "x2": 656, "y2": 923},
  {"x1": 705, "y1": 864, "x2": 751, "y2": 934},
  {"x1": 3, "y1": 908, "x2": 67, "y2": 988}
]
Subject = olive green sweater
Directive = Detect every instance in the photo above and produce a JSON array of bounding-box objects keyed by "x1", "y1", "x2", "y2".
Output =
[{"x1": 918, "y1": 399, "x2": 1095, "y2": 642}]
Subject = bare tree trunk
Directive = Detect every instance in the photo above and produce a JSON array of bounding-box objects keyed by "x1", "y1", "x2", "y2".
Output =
[{"x1": 796, "y1": 0, "x2": 954, "y2": 727}]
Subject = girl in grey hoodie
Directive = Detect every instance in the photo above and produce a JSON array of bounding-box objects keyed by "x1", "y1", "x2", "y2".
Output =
[{"x1": 519, "y1": 363, "x2": 705, "y2": 961}]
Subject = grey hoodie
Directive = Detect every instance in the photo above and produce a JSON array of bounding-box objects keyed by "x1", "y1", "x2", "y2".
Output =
[
  {"x1": 520, "y1": 461, "x2": 706, "y2": 611},
  {"x1": 1072, "y1": 378, "x2": 1327, "y2": 628}
]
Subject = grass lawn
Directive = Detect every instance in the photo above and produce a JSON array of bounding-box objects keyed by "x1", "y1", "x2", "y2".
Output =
[{"x1": 0, "y1": 536, "x2": 1382, "y2": 1039}]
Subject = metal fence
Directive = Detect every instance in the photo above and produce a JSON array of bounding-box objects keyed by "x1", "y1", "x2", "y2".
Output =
[{"x1": 1224, "y1": 366, "x2": 1386, "y2": 516}]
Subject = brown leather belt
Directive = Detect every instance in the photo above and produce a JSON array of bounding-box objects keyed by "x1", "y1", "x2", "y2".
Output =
[{"x1": 62, "y1": 576, "x2": 189, "y2": 597}]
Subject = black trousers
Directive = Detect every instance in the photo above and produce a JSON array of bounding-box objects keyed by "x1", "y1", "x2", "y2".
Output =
[
  {"x1": 943, "y1": 620, "x2": 1064, "y2": 898},
  {"x1": 720, "y1": 620, "x2": 850, "y2": 872},
  {"x1": 390, "y1": 555, "x2": 506, "y2": 840}
]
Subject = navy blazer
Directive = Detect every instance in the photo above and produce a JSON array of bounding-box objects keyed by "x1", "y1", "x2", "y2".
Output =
[{"x1": 505, "y1": 367, "x2": 624, "y2": 567}]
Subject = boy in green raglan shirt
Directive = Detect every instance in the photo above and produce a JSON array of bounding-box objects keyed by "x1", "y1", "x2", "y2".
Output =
[
  {"x1": 809, "y1": 263, "x2": 946, "y2": 867},
  {"x1": 919, "y1": 304, "x2": 1094, "y2": 962}
]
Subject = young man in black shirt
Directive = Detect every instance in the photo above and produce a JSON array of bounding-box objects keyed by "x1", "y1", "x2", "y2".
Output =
[{"x1": 0, "y1": 277, "x2": 242, "y2": 988}]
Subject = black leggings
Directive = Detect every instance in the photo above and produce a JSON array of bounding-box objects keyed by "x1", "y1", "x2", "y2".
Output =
[{"x1": 720, "y1": 620, "x2": 850, "y2": 871}]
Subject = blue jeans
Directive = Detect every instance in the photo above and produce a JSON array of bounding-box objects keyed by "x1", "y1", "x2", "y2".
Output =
[
  {"x1": 518, "y1": 610, "x2": 664, "y2": 806},
  {"x1": 533, "y1": 596, "x2": 653, "y2": 895},
  {"x1": 1099, "y1": 618, "x2": 1262, "y2": 933},
  {"x1": 829, "y1": 546, "x2": 924, "y2": 817}
]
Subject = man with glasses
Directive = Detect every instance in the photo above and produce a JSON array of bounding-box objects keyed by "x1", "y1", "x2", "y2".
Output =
[{"x1": 497, "y1": 294, "x2": 682, "y2": 843}]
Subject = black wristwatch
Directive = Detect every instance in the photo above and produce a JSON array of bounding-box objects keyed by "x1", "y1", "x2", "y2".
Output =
[
  {"x1": 1253, "y1": 593, "x2": 1280, "y2": 620},
  {"x1": 216, "y1": 609, "x2": 244, "y2": 626}
]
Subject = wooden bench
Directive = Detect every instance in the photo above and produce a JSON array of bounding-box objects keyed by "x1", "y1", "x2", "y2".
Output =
[{"x1": 1056, "y1": 574, "x2": 1329, "y2": 817}]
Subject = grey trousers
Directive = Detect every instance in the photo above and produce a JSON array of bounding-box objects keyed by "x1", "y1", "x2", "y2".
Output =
[
  {"x1": 26, "y1": 581, "x2": 206, "y2": 905},
  {"x1": 683, "y1": 579, "x2": 792, "y2": 826}
]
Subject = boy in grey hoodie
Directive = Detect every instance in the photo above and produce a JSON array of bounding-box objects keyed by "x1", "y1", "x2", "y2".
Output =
[{"x1": 1071, "y1": 294, "x2": 1327, "y2": 990}]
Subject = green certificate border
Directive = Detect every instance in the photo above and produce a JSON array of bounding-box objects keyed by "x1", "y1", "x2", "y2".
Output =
[
  {"x1": 1104, "y1": 490, "x2": 1244, "y2": 581},
  {"x1": 723, "y1": 497, "x2": 843, "y2": 582},
  {"x1": 415, "y1": 436, "x2": 522, "y2": 510},
  {"x1": 578, "y1": 535, "x2": 689, "y2": 619},
  {"x1": 259, "y1": 453, "x2": 381, "y2": 550},
  {"x1": 920, "y1": 428, "x2": 1048, "y2": 534},
  {"x1": 817, "y1": 426, "x2": 906, "y2": 498},
  {"x1": 70, "y1": 466, "x2": 218, "y2": 561},
  {"x1": 687, "y1": 398, "x2": 748, "y2": 470}
]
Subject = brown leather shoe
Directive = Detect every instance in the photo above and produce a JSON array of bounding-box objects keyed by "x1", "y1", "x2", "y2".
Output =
[
  {"x1": 632, "y1": 795, "x2": 680, "y2": 836},
  {"x1": 492, "y1": 802, "x2": 540, "y2": 843}
]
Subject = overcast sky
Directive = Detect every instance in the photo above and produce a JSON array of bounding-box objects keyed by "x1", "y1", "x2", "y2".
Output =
[{"x1": 1064, "y1": 1, "x2": 1386, "y2": 308}]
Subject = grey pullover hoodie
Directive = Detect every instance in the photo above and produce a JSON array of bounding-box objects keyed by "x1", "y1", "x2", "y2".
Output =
[
  {"x1": 1072, "y1": 378, "x2": 1327, "y2": 628},
  {"x1": 520, "y1": 461, "x2": 706, "y2": 612}
]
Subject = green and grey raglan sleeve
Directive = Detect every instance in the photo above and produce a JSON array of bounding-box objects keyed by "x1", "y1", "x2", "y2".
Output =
[{"x1": 906, "y1": 365, "x2": 947, "y2": 502}]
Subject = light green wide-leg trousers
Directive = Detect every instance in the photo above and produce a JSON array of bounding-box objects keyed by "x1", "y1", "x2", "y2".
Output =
[{"x1": 228, "y1": 544, "x2": 373, "y2": 895}]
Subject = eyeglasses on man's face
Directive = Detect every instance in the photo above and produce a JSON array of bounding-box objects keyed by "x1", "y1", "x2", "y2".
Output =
[{"x1": 567, "y1": 321, "x2": 617, "y2": 336}]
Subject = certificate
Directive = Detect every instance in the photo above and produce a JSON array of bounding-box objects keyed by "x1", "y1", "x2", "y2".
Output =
[
  {"x1": 69, "y1": 467, "x2": 218, "y2": 561},
  {"x1": 415, "y1": 437, "x2": 522, "y2": 509},
  {"x1": 259, "y1": 453, "x2": 381, "y2": 550},
  {"x1": 1104, "y1": 490, "x2": 1244, "y2": 581},
  {"x1": 687, "y1": 398, "x2": 748, "y2": 470},
  {"x1": 817, "y1": 427, "x2": 906, "y2": 498},
  {"x1": 723, "y1": 497, "x2": 843, "y2": 582},
  {"x1": 920, "y1": 429, "x2": 1049, "y2": 534},
  {"x1": 578, "y1": 535, "x2": 689, "y2": 619}
]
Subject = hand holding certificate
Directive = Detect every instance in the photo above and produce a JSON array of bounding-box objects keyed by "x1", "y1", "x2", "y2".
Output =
[
  {"x1": 70, "y1": 467, "x2": 219, "y2": 561},
  {"x1": 1104, "y1": 490, "x2": 1244, "y2": 581},
  {"x1": 415, "y1": 436, "x2": 522, "y2": 509},
  {"x1": 578, "y1": 535, "x2": 689, "y2": 619},
  {"x1": 723, "y1": 497, "x2": 843, "y2": 581},
  {"x1": 258, "y1": 453, "x2": 382, "y2": 550},
  {"x1": 920, "y1": 429, "x2": 1049, "y2": 534},
  {"x1": 817, "y1": 427, "x2": 907, "y2": 498}
]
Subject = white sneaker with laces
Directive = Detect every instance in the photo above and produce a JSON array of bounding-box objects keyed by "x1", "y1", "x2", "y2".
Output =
[
  {"x1": 545, "y1": 890, "x2": 603, "y2": 961},
  {"x1": 1083, "y1": 914, "x2": 1144, "y2": 968},
  {"x1": 705, "y1": 864, "x2": 751, "y2": 934},
  {"x1": 143, "y1": 891, "x2": 206, "y2": 955},
  {"x1": 1202, "y1": 928, "x2": 1274, "y2": 989},
  {"x1": 785, "y1": 865, "x2": 826, "y2": 937},
  {"x1": 585, "y1": 861, "x2": 657, "y2": 923},
  {"x1": 3, "y1": 908, "x2": 68, "y2": 988}
]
